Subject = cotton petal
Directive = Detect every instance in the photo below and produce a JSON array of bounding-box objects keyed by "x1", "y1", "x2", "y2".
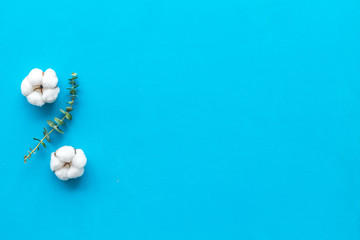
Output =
[
  {"x1": 67, "y1": 167, "x2": 84, "y2": 179},
  {"x1": 27, "y1": 91, "x2": 45, "y2": 107},
  {"x1": 42, "y1": 68, "x2": 58, "y2": 88},
  {"x1": 72, "y1": 149, "x2": 87, "y2": 169},
  {"x1": 55, "y1": 146, "x2": 75, "y2": 163},
  {"x1": 27, "y1": 68, "x2": 43, "y2": 86},
  {"x1": 55, "y1": 168, "x2": 69, "y2": 180},
  {"x1": 50, "y1": 153, "x2": 64, "y2": 171},
  {"x1": 21, "y1": 78, "x2": 33, "y2": 96},
  {"x1": 42, "y1": 87, "x2": 60, "y2": 103}
]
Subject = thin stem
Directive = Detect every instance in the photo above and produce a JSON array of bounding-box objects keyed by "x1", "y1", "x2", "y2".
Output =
[{"x1": 24, "y1": 107, "x2": 72, "y2": 163}]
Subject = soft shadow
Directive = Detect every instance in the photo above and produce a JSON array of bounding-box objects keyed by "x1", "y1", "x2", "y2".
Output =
[
  {"x1": 21, "y1": 96, "x2": 57, "y2": 119},
  {"x1": 63, "y1": 177, "x2": 83, "y2": 189},
  {"x1": 51, "y1": 174, "x2": 83, "y2": 190}
]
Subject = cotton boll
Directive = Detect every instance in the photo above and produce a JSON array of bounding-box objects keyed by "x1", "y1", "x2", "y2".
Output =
[
  {"x1": 67, "y1": 167, "x2": 84, "y2": 179},
  {"x1": 21, "y1": 68, "x2": 60, "y2": 107},
  {"x1": 50, "y1": 153, "x2": 64, "y2": 171},
  {"x1": 27, "y1": 91, "x2": 45, "y2": 107},
  {"x1": 72, "y1": 149, "x2": 87, "y2": 169},
  {"x1": 42, "y1": 68, "x2": 58, "y2": 88},
  {"x1": 55, "y1": 146, "x2": 76, "y2": 163},
  {"x1": 51, "y1": 146, "x2": 87, "y2": 181},
  {"x1": 27, "y1": 68, "x2": 43, "y2": 86},
  {"x1": 55, "y1": 168, "x2": 69, "y2": 180},
  {"x1": 21, "y1": 78, "x2": 33, "y2": 96},
  {"x1": 42, "y1": 87, "x2": 60, "y2": 103}
]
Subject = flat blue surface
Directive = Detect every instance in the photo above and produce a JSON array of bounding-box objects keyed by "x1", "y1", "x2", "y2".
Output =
[{"x1": 0, "y1": 0, "x2": 360, "y2": 239}]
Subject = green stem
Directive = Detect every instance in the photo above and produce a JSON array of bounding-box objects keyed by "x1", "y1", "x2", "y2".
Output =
[{"x1": 24, "y1": 105, "x2": 73, "y2": 163}]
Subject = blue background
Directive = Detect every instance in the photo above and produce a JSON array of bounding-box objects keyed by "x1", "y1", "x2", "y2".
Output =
[{"x1": 0, "y1": 0, "x2": 360, "y2": 239}]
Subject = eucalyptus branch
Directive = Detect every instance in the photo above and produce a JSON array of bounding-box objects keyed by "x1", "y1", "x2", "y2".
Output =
[{"x1": 24, "y1": 72, "x2": 79, "y2": 163}]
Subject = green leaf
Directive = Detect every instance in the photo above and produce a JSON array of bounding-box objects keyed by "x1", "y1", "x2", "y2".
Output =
[
  {"x1": 54, "y1": 127, "x2": 64, "y2": 134},
  {"x1": 74, "y1": 84, "x2": 79, "y2": 88},
  {"x1": 43, "y1": 127, "x2": 48, "y2": 134},
  {"x1": 60, "y1": 109, "x2": 67, "y2": 114},
  {"x1": 41, "y1": 141, "x2": 46, "y2": 148},
  {"x1": 43, "y1": 130, "x2": 51, "y2": 142},
  {"x1": 45, "y1": 134, "x2": 51, "y2": 143},
  {"x1": 47, "y1": 120, "x2": 56, "y2": 128},
  {"x1": 65, "y1": 112, "x2": 72, "y2": 120},
  {"x1": 70, "y1": 90, "x2": 76, "y2": 94},
  {"x1": 33, "y1": 138, "x2": 41, "y2": 142},
  {"x1": 66, "y1": 107, "x2": 73, "y2": 112},
  {"x1": 54, "y1": 117, "x2": 65, "y2": 125},
  {"x1": 68, "y1": 101, "x2": 74, "y2": 104}
]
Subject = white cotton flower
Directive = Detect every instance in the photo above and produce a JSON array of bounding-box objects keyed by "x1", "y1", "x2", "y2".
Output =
[
  {"x1": 21, "y1": 68, "x2": 60, "y2": 107},
  {"x1": 50, "y1": 146, "x2": 87, "y2": 181}
]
